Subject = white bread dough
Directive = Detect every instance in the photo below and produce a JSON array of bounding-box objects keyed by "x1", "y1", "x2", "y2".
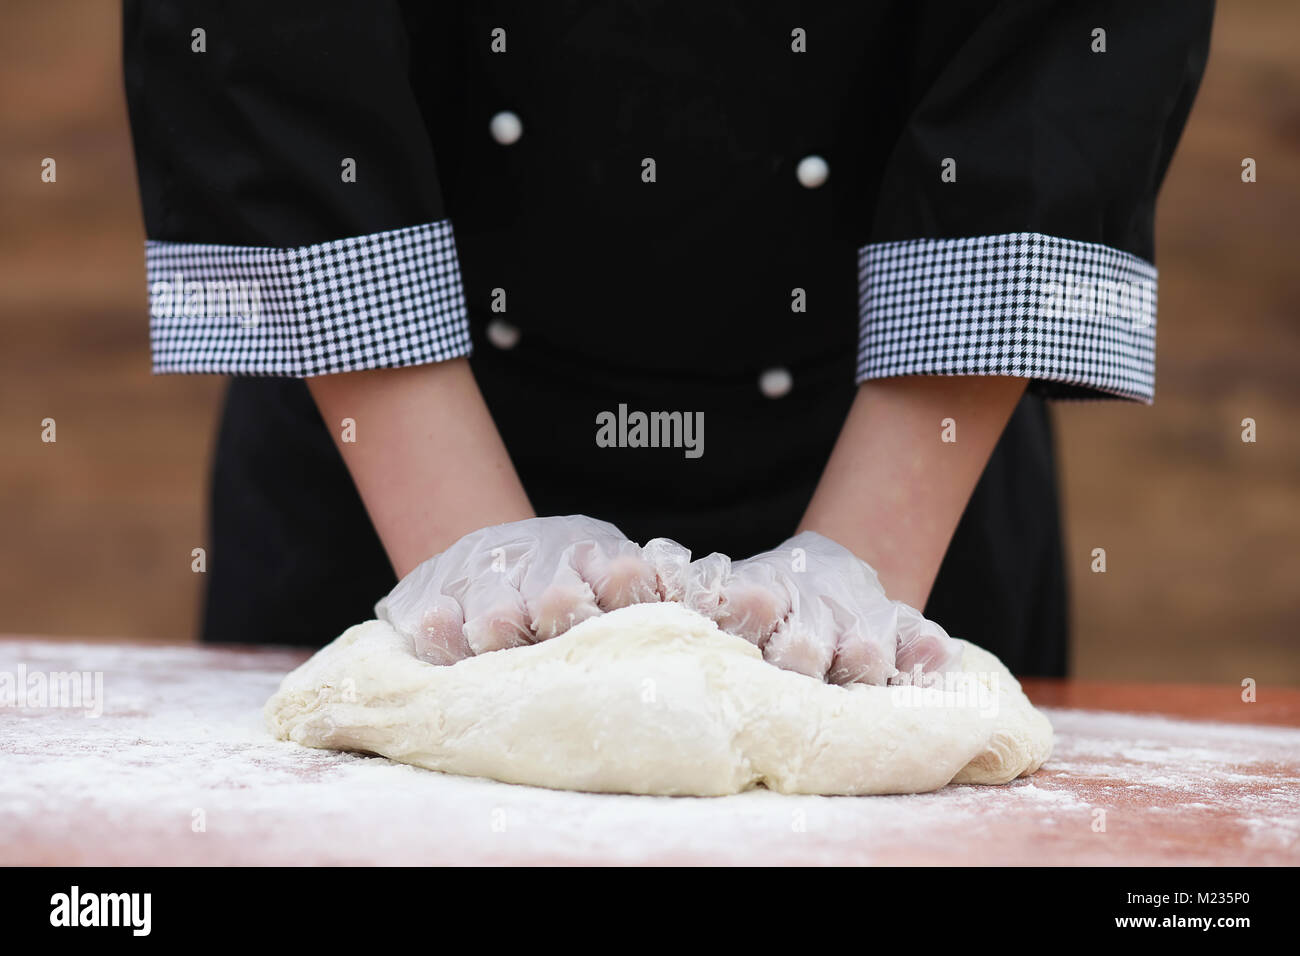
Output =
[{"x1": 265, "y1": 602, "x2": 1052, "y2": 795}]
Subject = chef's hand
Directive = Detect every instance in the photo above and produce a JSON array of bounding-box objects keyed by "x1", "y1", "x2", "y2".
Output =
[
  {"x1": 681, "y1": 531, "x2": 963, "y2": 685},
  {"x1": 376, "y1": 516, "x2": 687, "y2": 664}
]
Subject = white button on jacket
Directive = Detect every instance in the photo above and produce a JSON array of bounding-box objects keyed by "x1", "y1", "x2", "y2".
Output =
[
  {"x1": 490, "y1": 111, "x2": 523, "y2": 145},
  {"x1": 486, "y1": 318, "x2": 521, "y2": 349},
  {"x1": 759, "y1": 367, "x2": 793, "y2": 398},
  {"x1": 796, "y1": 155, "x2": 828, "y2": 188}
]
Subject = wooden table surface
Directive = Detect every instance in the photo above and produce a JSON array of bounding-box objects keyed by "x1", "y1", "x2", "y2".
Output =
[{"x1": 2, "y1": 638, "x2": 1297, "y2": 866}]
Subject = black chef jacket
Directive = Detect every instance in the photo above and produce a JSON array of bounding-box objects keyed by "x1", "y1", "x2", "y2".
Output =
[{"x1": 123, "y1": 1, "x2": 1212, "y2": 676}]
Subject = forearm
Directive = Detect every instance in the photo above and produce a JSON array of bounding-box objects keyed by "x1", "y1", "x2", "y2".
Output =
[
  {"x1": 799, "y1": 375, "x2": 1028, "y2": 609},
  {"x1": 306, "y1": 359, "x2": 534, "y2": 578}
]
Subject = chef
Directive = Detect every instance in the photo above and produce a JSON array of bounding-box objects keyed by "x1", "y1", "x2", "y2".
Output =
[{"x1": 123, "y1": 1, "x2": 1213, "y2": 678}]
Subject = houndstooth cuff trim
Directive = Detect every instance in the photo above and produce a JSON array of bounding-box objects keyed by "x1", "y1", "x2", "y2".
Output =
[
  {"x1": 858, "y1": 232, "x2": 1159, "y2": 402},
  {"x1": 146, "y1": 220, "x2": 471, "y2": 376}
]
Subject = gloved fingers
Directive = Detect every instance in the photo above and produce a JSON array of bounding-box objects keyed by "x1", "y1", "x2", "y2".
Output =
[
  {"x1": 388, "y1": 532, "x2": 531, "y2": 658},
  {"x1": 762, "y1": 601, "x2": 836, "y2": 680},
  {"x1": 826, "y1": 598, "x2": 898, "y2": 686},
  {"x1": 460, "y1": 576, "x2": 533, "y2": 656},
  {"x1": 574, "y1": 538, "x2": 661, "y2": 611},
  {"x1": 374, "y1": 522, "x2": 521, "y2": 634},
  {"x1": 713, "y1": 568, "x2": 790, "y2": 650},
  {"x1": 893, "y1": 603, "x2": 964, "y2": 683},
  {"x1": 641, "y1": 537, "x2": 691, "y2": 602},
  {"x1": 381, "y1": 515, "x2": 664, "y2": 656},
  {"x1": 411, "y1": 594, "x2": 472, "y2": 665},
  {"x1": 375, "y1": 553, "x2": 450, "y2": 641},
  {"x1": 681, "y1": 551, "x2": 731, "y2": 618},
  {"x1": 524, "y1": 558, "x2": 602, "y2": 641}
]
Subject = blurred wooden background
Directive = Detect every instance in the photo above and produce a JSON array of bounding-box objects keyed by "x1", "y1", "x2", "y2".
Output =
[{"x1": 1, "y1": 1, "x2": 1296, "y2": 683}]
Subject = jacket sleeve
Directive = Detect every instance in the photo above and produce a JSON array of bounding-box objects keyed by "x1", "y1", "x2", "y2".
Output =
[
  {"x1": 123, "y1": 0, "x2": 470, "y2": 376},
  {"x1": 857, "y1": 0, "x2": 1213, "y2": 402}
]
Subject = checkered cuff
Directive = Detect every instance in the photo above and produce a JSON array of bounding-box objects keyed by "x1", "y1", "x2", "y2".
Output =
[
  {"x1": 857, "y1": 232, "x2": 1159, "y2": 402},
  {"x1": 146, "y1": 220, "x2": 471, "y2": 376}
]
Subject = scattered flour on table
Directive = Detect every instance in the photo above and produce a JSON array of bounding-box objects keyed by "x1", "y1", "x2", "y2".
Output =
[{"x1": 2, "y1": 640, "x2": 1297, "y2": 864}]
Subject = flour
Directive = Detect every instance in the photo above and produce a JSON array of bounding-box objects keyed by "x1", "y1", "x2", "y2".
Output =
[{"x1": 4, "y1": 636, "x2": 1296, "y2": 865}]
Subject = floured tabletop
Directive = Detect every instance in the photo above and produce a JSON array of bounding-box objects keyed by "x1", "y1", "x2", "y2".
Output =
[{"x1": 2, "y1": 638, "x2": 1297, "y2": 865}]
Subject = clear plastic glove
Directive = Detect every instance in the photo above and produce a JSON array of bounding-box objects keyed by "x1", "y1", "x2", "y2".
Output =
[
  {"x1": 681, "y1": 530, "x2": 963, "y2": 686},
  {"x1": 376, "y1": 516, "x2": 683, "y2": 664}
]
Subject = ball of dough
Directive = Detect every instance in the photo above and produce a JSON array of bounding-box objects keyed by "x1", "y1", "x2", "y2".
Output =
[{"x1": 265, "y1": 603, "x2": 1052, "y2": 796}]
